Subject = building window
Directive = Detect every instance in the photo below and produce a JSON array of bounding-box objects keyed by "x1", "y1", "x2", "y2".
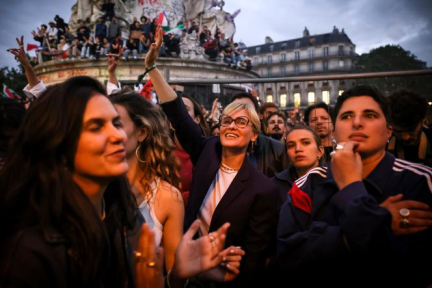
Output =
[
  {"x1": 269, "y1": 45, "x2": 274, "y2": 52},
  {"x1": 295, "y1": 51, "x2": 300, "y2": 60},
  {"x1": 322, "y1": 90, "x2": 330, "y2": 104},
  {"x1": 323, "y1": 61, "x2": 328, "y2": 71},
  {"x1": 339, "y1": 90, "x2": 344, "y2": 96},
  {"x1": 308, "y1": 92, "x2": 316, "y2": 105},
  {"x1": 294, "y1": 64, "x2": 299, "y2": 74},
  {"x1": 323, "y1": 46, "x2": 329, "y2": 57},
  {"x1": 280, "y1": 53, "x2": 286, "y2": 62},
  {"x1": 338, "y1": 45, "x2": 344, "y2": 55},
  {"x1": 309, "y1": 63, "x2": 314, "y2": 73},
  {"x1": 339, "y1": 60, "x2": 344, "y2": 68},
  {"x1": 256, "y1": 47, "x2": 261, "y2": 54},
  {"x1": 281, "y1": 66, "x2": 286, "y2": 76},
  {"x1": 254, "y1": 57, "x2": 259, "y2": 66},
  {"x1": 295, "y1": 40, "x2": 300, "y2": 48},
  {"x1": 280, "y1": 94, "x2": 287, "y2": 107},
  {"x1": 267, "y1": 68, "x2": 271, "y2": 77},
  {"x1": 266, "y1": 95, "x2": 273, "y2": 103},
  {"x1": 308, "y1": 48, "x2": 314, "y2": 59},
  {"x1": 294, "y1": 93, "x2": 301, "y2": 108},
  {"x1": 267, "y1": 55, "x2": 272, "y2": 64},
  {"x1": 281, "y1": 43, "x2": 287, "y2": 50}
]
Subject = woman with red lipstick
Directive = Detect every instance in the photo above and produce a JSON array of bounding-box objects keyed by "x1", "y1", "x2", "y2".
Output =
[
  {"x1": 271, "y1": 125, "x2": 326, "y2": 199},
  {"x1": 145, "y1": 26, "x2": 283, "y2": 287},
  {"x1": 275, "y1": 85, "x2": 432, "y2": 287}
]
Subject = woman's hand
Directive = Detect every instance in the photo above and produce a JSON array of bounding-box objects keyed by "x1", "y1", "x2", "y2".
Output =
[
  {"x1": 199, "y1": 246, "x2": 245, "y2": 282},
  {"x1": 380, "y1": 194, "x2": 432, "y2": 235},
  {"x1": 7, "y1": 36, "x2": 31, "y2": 67},
  {"x1": 135, "y1": 224, "x2": 164, "y2": 288},
  {"x1": 172, "y1": 220, "x2": 230, "y2": 279},
  {"x1": 145, "y1": 25, "x2": 163, "y2": 67},
  {"x1": 331, "y1": 141, "x2": 363, "y2": 190}
]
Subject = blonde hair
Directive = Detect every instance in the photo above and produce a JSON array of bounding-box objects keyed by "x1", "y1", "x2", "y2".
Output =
[{"x1": 222, "y1": 102, "x2": 261, "y2": 135}]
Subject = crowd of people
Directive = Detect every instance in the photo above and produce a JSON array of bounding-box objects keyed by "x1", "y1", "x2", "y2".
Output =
[
  {"x1": 29, "y1": 11, "x2": 252, "y2": 70},
  {"x1": 1, "y1": 26, "x2": 432, "y2": 287}
]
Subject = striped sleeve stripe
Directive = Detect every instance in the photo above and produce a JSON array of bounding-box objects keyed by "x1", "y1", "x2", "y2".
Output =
[
  {"x1": 295, "y1": 166, "x2": 327, "y2": 188},
  {"x1": 393, "y1": 160, "x2": 432, "y2": 193},
  {"x1": 394, "y1": 158, "x2": 432, "y2": 175}
]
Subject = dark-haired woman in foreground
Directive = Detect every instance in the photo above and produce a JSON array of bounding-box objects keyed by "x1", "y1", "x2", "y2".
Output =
[{"x1": 0, "y1": 75, "x2": 233, "y2": 287}]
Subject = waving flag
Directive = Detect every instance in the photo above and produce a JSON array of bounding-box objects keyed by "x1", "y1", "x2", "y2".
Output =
[
  {"x1": 27, "y1": 43, "x2": 39, "y2": 51},
  {"x1": 2, "y1": 84, "x2": 20, "y2": 99},
  {"x1": 157, "y1": 12, "x2": 169, "y2": 27}
]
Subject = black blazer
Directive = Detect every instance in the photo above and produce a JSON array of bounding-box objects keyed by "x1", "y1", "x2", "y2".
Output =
[{"x1": 162, "y1": 97, "x2": 283, "y2": 287}]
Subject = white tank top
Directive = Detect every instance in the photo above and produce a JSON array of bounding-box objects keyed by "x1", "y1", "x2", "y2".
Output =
[{"x1": 138, "y1": 178, "x2": 163, "y2": 247}]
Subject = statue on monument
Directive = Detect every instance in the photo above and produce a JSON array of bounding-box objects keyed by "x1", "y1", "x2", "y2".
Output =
[{"x1": 69, "y1": 0, "x2": 240, "y2": 60}]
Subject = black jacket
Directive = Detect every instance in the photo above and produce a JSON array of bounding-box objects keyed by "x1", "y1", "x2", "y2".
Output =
[{"x1": 249, "y1": 134, "x2": 289, "y2": 178}]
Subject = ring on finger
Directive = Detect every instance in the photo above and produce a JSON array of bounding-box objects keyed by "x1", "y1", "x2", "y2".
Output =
[
  {"x1": 147, "y1": 261, "x2": 156, "y2": 268},
  {"x1": 133, "y1": 251, "x2": 146, "y2": 262}
]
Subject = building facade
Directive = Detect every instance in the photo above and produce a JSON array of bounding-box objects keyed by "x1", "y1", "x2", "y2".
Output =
[{"x1": 246, "y1": 26, "x2": 356, "y2": 109}]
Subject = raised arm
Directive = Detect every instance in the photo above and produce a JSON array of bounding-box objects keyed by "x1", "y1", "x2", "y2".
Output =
[
  {"x1": 8, "y1": 36, "x2": 45, "y2": 98},
  {"x1": 145, "y1": 25, "x2": 177, "y2": 103}
]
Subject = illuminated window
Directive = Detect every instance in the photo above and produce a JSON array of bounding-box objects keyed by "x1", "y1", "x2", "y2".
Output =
[
  {"x1": 266, "y1": 95, "x2": 273, "y2": 103},
  {"x1": 339, "y1": 90, "x2": 344, "y2": 96},
  {"x1": 308, "y1": 92, "x2": 316, "y2": 105},
  {"x1": 280, "y1": 94, "x2": 287, "y2": 107},
  {"x1": 294, "y1": 93, "x2": 301, "y2": 108},
  {"x1": 322, "y1": 90, "x2": 330, "y2": 104}
]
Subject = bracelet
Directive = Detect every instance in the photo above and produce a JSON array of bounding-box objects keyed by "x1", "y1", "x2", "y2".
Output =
[
  {"x1": 135, "y1": 64, "x2": 157, "y2": 86},
  {"x1": 165, "y1": 269, "x2": 189, "y2": 288}
]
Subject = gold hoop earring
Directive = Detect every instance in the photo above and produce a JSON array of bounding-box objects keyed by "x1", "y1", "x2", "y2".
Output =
[{"x1": 135, "y1": 143, "x2": 146, "y2": 163}]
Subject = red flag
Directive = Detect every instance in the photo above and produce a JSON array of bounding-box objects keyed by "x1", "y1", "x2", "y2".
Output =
[
  {"x1": 27, "y1": 43, "x2": 39, "y2": 51},
  {"x1": 140, "y1": 79, "x2": 152, "y2": 100}
]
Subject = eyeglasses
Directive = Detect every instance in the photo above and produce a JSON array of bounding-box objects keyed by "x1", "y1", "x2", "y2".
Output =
[{"x1": 219, "y1": 115, "x2": 250, "y2": 128}]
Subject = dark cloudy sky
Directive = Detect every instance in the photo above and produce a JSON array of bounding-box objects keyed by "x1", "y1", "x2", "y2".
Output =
[{"x1": 1, "y1": 0, "x2": 431, "y2": 69}]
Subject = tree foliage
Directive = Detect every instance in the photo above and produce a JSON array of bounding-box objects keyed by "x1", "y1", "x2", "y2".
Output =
[{"x1": 353, "y1": 45, "x2": 432, "y2": 99}]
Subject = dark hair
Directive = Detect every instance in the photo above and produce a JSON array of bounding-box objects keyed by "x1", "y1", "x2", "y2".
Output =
[
  {"x1": 389, "y1": 89, "x2": 427, "y2": 130},
  {"x1": 0, "y1": 76, "x2": 136, "y2": 285},
  {"x1": 230, "y1": 92, "x2": 259, "y2": 112},
  {"x1": 304, "y1": 102, "x2": 332, "y2": 124},
  {"x1": 266, "y1": 111, "x2": 286, "y2": 124},
  {"x1": 333, "y1": 85, "x2": 390, "y2": 126},
  {"x1": 259, "y1": 102, "x2": 278, "y2": 115},
  {"x1": 181, "y1": 95, "x2": 211, "y2": 137},
  {"x1": 286, "y1": 124, "x2": 323, "y2": 148},
  {"x1": 110, "y1": 92, "x2": 182, "y2": 198}
]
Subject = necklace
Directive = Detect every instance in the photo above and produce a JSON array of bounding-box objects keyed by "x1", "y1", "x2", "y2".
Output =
[
  {"x1": 101, "y1": 197, "x2": 106, "y2": 220},
  {"x1": 220, "y1": 162, "x2": 239, "y2": 173}
]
